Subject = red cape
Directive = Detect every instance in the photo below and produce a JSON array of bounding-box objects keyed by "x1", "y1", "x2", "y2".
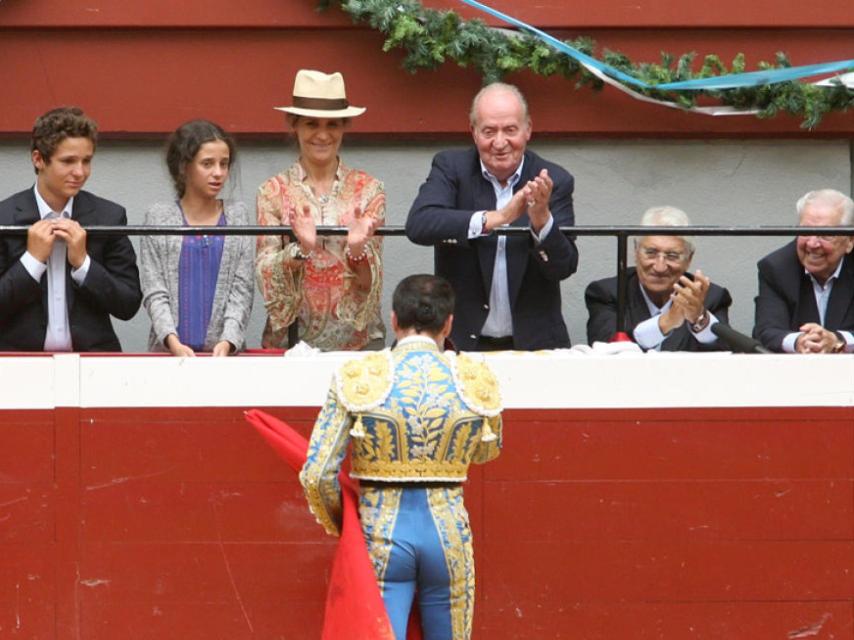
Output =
[{"x1": 245, "y1": 409, "x2": 421, "y2": 640}]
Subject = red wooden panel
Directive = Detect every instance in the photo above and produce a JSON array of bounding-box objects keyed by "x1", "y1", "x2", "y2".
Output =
[
  {"x1": 492, "y1": 418, "x2": 854, "y2": 481},
  {"x1": 475, "y1": 601, "x2": 853, "y2": 639},
  {"x1": 1, "y1": 0, "x2": 852, "y2": 29},
  {"x1": 501, "y1": 406, "x2": 854, "y2": 422},
  {"x1": 0, "y1": 545, "x2": 56, "y2": 638},
  {"x1": 0, "y1": 417, "x2": 54, "y2": 483},
  {"x1": 1, "y1": 402, "x2": 851, "y2": 638},
  {"x1": 480, "y1": 540, "x2": 854, "y2": 601},
  {"x1": 446, "y1": 0, "x2": 854, "y2": 27},
  {"x1": 83, "y1": 407, "x2": 320, "y2": 423},
  {"x1": 53, "y1": 406, "x2": 82, "y2": 639},
  {"x1": 484, "y1": 480, "x2": 854, "y2": 542},
  {"x1": 81, "y1": 482, "x2": 318, "y2": 542},
  {"x1": 0, "y1": 29, "x2": 852, "y2": 136},
  {"x1": 78, "y1": 541, "x2": 332, "y2": 604},
  {"x1": 80, "y1": 417, "x2": 308, "y2": 484},
  {"x1": 80, "y1": 601, "x2": 326, "y2": 640},
  {"x1": 0, "y1": 486, "x2": 55, "y2": 544},
  {"x1": 0, "y1": 0, "x2": 348, "y2": 28}
]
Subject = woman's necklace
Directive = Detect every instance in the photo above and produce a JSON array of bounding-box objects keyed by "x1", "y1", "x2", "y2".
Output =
[
  {"x1": 308, "y1": 179, "x2": 333, "y2": 205},
  {"x1": 302, "y1": 160, "x2": 336, "y2": 207}
]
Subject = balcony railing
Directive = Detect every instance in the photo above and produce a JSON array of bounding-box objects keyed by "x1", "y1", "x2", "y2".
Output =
[{"x1": 2, "y1": 224, "x2": 851, "y2": 347}]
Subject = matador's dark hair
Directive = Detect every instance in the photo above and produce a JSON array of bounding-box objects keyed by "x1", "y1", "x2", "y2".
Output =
[{"x1": 392, "y1": 274, "x2": 455, "y2": 334}]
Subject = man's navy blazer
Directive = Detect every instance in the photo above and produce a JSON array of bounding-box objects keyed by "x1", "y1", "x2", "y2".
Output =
[
  {"x1": 753, "y1": 240, "x2": 854, "y2": 352},
  {"x1": 405, "y1": 148, "x2": 578, "y2": 351},
  {"x1": 0, "y1": 188, "x2": 142, "y2": 351}
]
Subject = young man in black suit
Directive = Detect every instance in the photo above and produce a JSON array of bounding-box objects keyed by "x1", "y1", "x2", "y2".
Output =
[{"x1": 0, "y1": 106, "x2": 142, "y2": 351}]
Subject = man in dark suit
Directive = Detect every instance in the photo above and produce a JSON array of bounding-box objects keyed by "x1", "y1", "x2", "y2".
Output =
[
  {"x1": 0, "y1": 107, "x2": 142, "y2": 352},
  {"x1": 586, "y1": 207, "x2": 732, "y2": 351},
  {"x1": 405, "y1": 83, "x2": 578, "y2": 351},
  {"x1": 754, "y1": 189, "x2": 854, "y2": 353}
]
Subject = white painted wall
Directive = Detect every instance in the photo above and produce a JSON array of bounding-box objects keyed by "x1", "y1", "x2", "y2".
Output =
[
  {"x1": 0, "y1": 138, "x2": 849, "y2": 352},
  {"x1": 2, "y1": 353, "x2": 853, "y2": 410}
]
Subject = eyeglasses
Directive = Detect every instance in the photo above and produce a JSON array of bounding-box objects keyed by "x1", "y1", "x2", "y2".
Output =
[
  {"x1": 799, "y1": 234, "x2": 844, "y2": 244},
  {"x1": 638, "y1": 247, "x2": 687, "y2": 264}
]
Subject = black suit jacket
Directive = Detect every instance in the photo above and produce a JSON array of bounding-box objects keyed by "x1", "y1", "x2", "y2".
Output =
[
  {"x1": 753, "y1": 240, "x2": 854, "y2": 352},
  {"x1": 0, "y1": 188, "x2": 142, "y2": 351},
  {"x1": 405, "y1": 148, "x2": 578, "y2": 351},
  {"x1": 585, "y1": 268, "x2": 733, "y2": 351}
]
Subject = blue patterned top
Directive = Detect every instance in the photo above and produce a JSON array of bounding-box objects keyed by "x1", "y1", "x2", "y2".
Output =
[{"x1": 177, "y1": 210, "x2": 226, "y2": 350}]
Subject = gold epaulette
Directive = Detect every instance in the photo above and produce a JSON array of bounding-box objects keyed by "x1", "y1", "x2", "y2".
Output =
[
  {"x1": 449, "y1": 352, "x2": 502, "y2": 417},
  {"x1": 335, "y1": 350, "x2": 394, "y2": 413}
]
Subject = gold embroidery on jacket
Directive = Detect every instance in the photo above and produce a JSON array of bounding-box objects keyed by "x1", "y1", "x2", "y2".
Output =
[
  {"x1": 337, "y1": 350, "x2": 394, "y2": 412},
  {"x1": 359, "y1": 486, "x2": 403, "y2": 591},
  {"x1": 427, "y1": 486, "x2": 475, "y2": 638},
  {"x1": 344, "y1": 343, "x2": 503, "y2": 481}
]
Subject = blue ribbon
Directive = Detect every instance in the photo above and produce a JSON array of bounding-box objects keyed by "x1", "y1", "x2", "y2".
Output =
[{"x1": 458, "y1": 0, "x2": 854, "y2": 91}]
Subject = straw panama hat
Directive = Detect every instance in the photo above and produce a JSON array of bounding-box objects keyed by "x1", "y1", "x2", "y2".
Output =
[{"x1": 275, "y1": 69, "x2": 366, "y2": 118}]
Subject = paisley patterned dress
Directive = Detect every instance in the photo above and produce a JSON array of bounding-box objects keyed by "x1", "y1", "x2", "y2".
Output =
[{"x1": 255, "y1": 160, "x2": 386, "y2": 350}]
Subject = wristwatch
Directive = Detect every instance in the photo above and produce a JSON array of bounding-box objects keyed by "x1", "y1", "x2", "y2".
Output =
[
  {"x1": 832, "y1": 331, "x2": 847, "y2": 353},
  {"x1": 690, "y1": 309, "x2": 710, "y2": 333},
  {"x1": 481, "y1": 211, "x2": 489, "y2": 234}
]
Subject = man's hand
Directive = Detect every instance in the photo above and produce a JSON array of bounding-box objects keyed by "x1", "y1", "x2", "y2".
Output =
[
  {"x1": 522, "y1": 169, "x2": 553, "y2": 233},
  {"x1": 26, "y1": 219, "x2": 56, "y2": 263},
  {"x1": 658, "y1": 302, "x2": 686, "y2": 335},
  {"x1": 482, "y1": 190, "x2": 527, "y2": 233},
  {"x1": 659, "y1": 270, "x2": 711, "y2": 334},
  {"x1": 51, "y1": 219, "x2": 88, "y2": 269},
  {"x1": 671, "y1": 270, "x2": 710, "y2": 324},
  {"x1": 795, "y1": 322, "x2": 843, "y2": 353}
]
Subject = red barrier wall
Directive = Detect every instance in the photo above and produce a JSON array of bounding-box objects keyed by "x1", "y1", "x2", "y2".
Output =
[
  {"x1": 2, "y1": 404, "x2": 852, "y2": 639},
  {"x1": 0, "y1": 0, "x2": 851, "y2": 136}
]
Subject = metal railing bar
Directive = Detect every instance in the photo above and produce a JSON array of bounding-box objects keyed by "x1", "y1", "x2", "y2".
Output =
[{"x1": 0, "y1": 225, "x2": 852, "y2": 237}]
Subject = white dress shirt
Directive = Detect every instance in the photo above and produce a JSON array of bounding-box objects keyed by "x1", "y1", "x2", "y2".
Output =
[
  {"x1": 466, "y1": 158, "x2": 553, "y2": 338},
  {"x1": 18, "y1": 186, "x2": 90, "y2": 351}
]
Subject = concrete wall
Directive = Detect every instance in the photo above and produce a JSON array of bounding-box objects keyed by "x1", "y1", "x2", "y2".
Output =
[{"x1": 0, "y1": 138, "x2": 850, "y2": 352}]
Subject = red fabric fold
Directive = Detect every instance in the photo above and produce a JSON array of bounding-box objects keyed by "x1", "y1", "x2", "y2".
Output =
[{"x1": 244, "y1": 409, "x2": 421, "y2": 640}]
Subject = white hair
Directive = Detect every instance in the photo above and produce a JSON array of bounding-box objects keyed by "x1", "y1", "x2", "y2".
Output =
[
  {"x1": 796, "y1": 189, "x2": 854, "y2": 225},
  {"x1": 469, "y1": 82, "x2": 530, "y2": 128},
  {"x1": 636, "y1": 206, "x2": 695, "y2": 255}
]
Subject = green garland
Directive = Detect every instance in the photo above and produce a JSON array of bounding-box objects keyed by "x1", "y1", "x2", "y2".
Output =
[{"x1": 317, "y1": 0, "x2": 853, "y2": 128}]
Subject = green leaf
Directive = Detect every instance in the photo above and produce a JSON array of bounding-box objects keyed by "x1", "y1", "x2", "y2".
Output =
[{"x1": 312, "y1": 0, "x2": 847, "y2": 127}]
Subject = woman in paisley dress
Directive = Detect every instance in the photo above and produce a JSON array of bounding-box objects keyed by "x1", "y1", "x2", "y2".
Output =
[{"x1": 255, "y1": 69, "x2": 386, "y2": 351}]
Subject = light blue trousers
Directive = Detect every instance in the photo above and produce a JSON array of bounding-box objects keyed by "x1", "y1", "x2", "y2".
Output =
[{"x1": 360, "y1": 486, "x2": 474, "y2": 640}]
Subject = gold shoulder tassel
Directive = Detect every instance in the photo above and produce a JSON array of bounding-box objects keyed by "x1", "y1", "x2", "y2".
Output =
[
  {"x1": 350, "y1": 414, "x2": 367, "y2": 438},
  {"x1": 480, "y1": 417, "x2": 497, "y2": 442}
]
